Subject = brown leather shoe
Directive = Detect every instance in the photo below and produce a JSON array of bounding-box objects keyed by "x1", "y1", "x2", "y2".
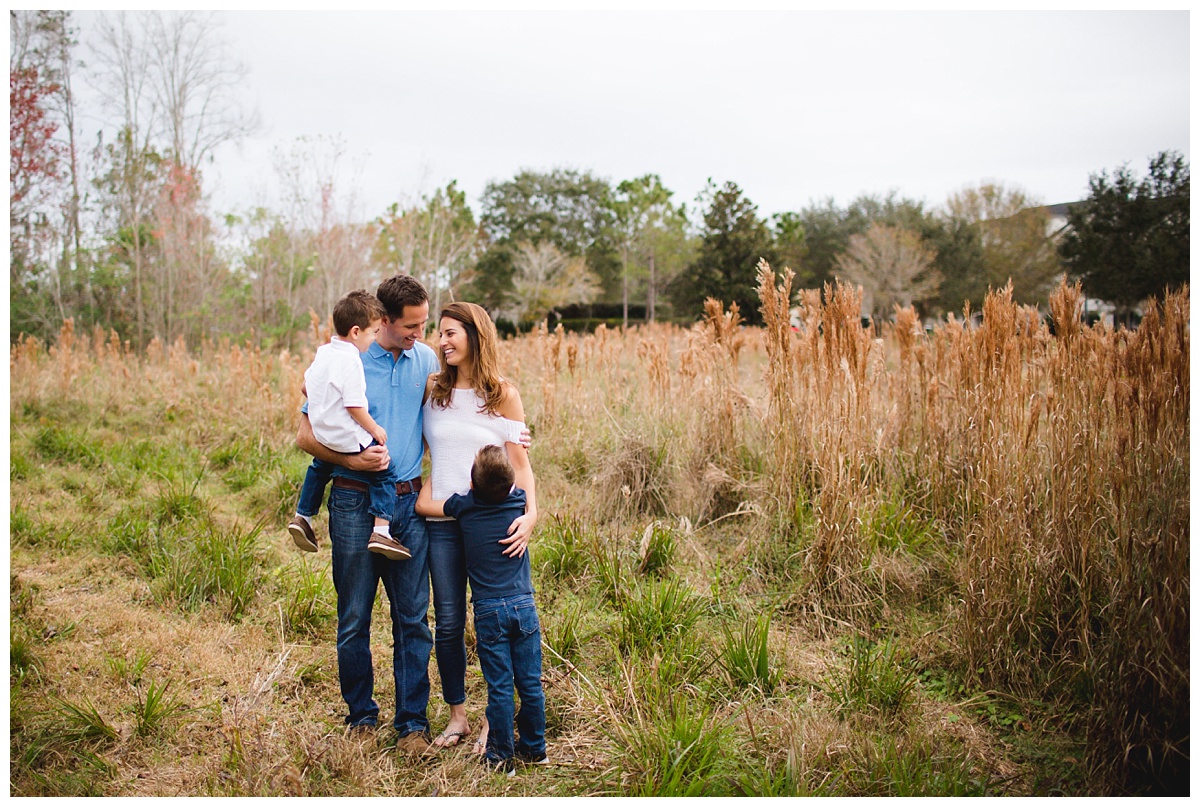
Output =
[
  {"x1": 289, "y1": 517, "x2": 318, "y2": 552},
  {"x1": 367, "y1": 533, "x2": 411, "y2": 561},
  {"x1": 396, "y1": 731, "x2": 432, "y2": 756}
]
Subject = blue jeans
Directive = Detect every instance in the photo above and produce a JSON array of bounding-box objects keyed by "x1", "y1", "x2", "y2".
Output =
[
  {"x1": 473, "y1": 594, "x2": 545, "y2": 762},
  {"x1": 297, "y1": 454, "x2": 398, "y2": 522},
  {"x1": 427, "y1": 519, "x2": 467, "y2": 706},
  {"x1": 327, "y1": 484, "x2": 431, "y2": 734}
]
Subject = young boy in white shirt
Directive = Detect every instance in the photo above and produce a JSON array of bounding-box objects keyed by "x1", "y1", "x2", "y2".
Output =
[{"x1": 289, "y1": 289, "x2": 410, "y2": 561}]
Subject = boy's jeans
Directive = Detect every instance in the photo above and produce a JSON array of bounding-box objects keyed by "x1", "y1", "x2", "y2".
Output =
[
  {"x1": 472, "y1": 593, "x2": 546, "y2": 762},
  {"x1": 296, "y1": 451, "x2": 398, "y2": 523}
]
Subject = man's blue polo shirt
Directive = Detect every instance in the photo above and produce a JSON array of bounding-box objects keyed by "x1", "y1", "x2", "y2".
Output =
[{"x1": 305, "y1": 339, "x2": 438, "y2": 484}]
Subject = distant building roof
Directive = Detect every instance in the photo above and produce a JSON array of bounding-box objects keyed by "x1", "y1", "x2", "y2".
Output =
[{"x1": 1043, "y1": 202, "x2": 1080, "y2": 218}]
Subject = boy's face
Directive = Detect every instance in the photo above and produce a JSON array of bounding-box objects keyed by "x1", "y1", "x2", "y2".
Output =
[{"x1": 350, "y1": 319, "x2": 381, "y2": 353}]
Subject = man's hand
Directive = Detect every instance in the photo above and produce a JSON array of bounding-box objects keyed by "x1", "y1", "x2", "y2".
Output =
[
  {"x1": 298, "y1": 413, "x2": 390, "y2": 472},
  {"x1": 348, "y1": 444, "x2": 390, "y2": 472},
  {"x1": 518, "y1": 426, "x2": 532, "y2": 451},
  {"x1": 499, "y1": 512, "x2": 536, "y2": 558}
]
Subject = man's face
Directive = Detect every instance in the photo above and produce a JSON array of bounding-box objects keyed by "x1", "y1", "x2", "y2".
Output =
[{"x1": 379, "y1": 302, "x2": 429, "y2": 352}]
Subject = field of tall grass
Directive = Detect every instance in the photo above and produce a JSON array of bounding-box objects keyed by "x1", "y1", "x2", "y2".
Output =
[{"x1": 9, "y1": 266, "x2": 1189, "y2": 796}]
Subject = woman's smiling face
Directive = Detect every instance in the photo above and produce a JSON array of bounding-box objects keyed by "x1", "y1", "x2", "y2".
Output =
[{"x1": 438, "y1": 316, "x2": 471, "y2": 367}]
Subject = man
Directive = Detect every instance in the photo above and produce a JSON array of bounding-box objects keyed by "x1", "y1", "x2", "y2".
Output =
[{"x1": 295, "y1": 274, "x2": 438, "y2": 752}]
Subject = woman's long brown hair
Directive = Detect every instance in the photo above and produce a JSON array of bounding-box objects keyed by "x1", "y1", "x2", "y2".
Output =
[{"x1": 428, "y1": 301, "x2": 506, "y2": 416}]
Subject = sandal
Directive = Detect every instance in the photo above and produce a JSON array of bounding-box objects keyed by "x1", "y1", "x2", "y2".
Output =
[{"x1": 433, "y1": 729, "x2": 470, "y2": 749}]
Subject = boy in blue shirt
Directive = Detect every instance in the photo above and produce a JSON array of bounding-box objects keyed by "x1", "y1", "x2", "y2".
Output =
[{"x1": 416, "y1": 445, "x2": 547, "y2": 773}]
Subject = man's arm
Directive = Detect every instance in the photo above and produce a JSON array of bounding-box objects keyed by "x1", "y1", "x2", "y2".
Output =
[{"x1": 296, "y1": 413, "x2": 389, "y2": 472}]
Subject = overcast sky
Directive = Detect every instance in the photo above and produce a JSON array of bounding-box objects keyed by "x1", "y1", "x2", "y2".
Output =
[{"x1": 71, "y1": 9, "x2": 1189, "y2": 223}]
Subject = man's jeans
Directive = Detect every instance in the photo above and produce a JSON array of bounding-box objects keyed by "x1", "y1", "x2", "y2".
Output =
[
  {"x1": 473, "y1": 594, "x2": 546, "y2": 762},
  {"x1": 297, "y1": 455, "x2": 398, "y2": 523},
  {"x1": 328, "y1": 484, "x2": 431, "y2": 734},
  {"x1": 427, "y1": 519, "x2": 467, "y2": 706}
]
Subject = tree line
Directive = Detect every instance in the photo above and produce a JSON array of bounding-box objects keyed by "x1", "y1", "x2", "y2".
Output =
[{"x1": 10, "y1": 11, "x2": 1189, "y2": 349}]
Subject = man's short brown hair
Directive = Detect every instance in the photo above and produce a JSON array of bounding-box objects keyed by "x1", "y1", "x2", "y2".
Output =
[
  {"x1": 333, "y1": 289, "x2": 386, "y2": 337},
  {"x1": 471, "y1": 445, "x2": 515, "y2": 505},
  {"x1": 376, "y1": 274, "x2": 429, "y2": 319}
]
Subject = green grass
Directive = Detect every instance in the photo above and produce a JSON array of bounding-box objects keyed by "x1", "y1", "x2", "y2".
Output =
[
  {"x1": 606, "y1": 695, "x2": 735, "y2": 797},
  {"x1": 721, "y1": 611, "x2": 779, "y2": 696},
  {"x1": 11, "y1": 630, "x2": 43, "y2": 686},
  {"x1": 50, "y1": 695, "x2": 119, "y2": 743},
  {"x1": 153, "y1": 521, "x2": 266, "y2": 619},
  {"x1": 11, "y1": 505, "x2": 56, "y2": 548},
  {"x1": 637, "y1": 520, "x2": 676, "y2": 577},
  {"x1": 842, "y1": 731, "x2": 989, "y2": 796},
  {"x1": 823, "y1": 634, "x2": 917, "y2": 717},
  {"x1": 106, "y1": 648, "x2": 153, "y2": 686},
  {"x1": 32, "y1": 424, "x2": 101, "y2": 467},
  {"x1": 277, "y1": 557, "x2": 336, "y2": 638},
  {"x1": 130, "y1": 680, "x2": 187, "y2": 737},
  {"x1": 616, "y1": 576, "x2": 706, "y2": 654},
  {"x1": 534, "y1": 514, "x2": 591, "y2": 585}
]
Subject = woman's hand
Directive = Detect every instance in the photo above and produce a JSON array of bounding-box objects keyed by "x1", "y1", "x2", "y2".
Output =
[{"x1": 500, "y1": 512, "x2": 537, "y2": 558}]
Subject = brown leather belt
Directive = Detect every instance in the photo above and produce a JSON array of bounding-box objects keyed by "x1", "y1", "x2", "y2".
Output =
[{"x1": 332, "y1": 476, "x2": 422, "y2": 495}]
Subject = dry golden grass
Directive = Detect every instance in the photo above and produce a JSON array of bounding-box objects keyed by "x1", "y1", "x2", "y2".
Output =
[{"x1": 10, "y1": 273, "x2": 1188, "y2": 795}]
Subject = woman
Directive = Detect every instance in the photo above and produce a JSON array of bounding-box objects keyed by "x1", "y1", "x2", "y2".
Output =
[{"x1": 422, "y1": 302, "x2": 537, "y2": 751}]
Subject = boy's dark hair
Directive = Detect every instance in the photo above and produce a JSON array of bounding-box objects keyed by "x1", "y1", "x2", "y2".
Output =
[
  {"x1": 333, "y1": 290, "x2": 386, "y2": 337},
  {"x1": 471, "y1": 445, "x2": 515, "y2": 505},
  {"x1": 376, "y1": 274, "x2": 429, "y2": 319}
]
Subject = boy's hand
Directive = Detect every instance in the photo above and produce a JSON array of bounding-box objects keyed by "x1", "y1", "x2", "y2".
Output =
[{"x1": 370, "y1": 424, "x2": 388, "y2": 445}]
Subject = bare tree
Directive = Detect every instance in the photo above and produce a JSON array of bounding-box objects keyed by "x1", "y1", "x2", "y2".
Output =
[
  {"x1": 273, "y1": 135, "x2": 375, "y2": 325},
  {"x1": 89, "y1": 11, "x2": 256, "y2": 345},
  {"x1": 89, "y1": 11, "x2": 161, "y2": 343},
  {"x1": 507, "y1": 241, "x2": 601, "y2": 327},
  {"x1": 944, "y1": 182, "x2": 1061, "y2": 305},
  {"x1": 142, "y1": 11, "x2": 257, "y2": 169},
  {"x1": 835, "y1": 223, "x2": 940, "y2": 321}
]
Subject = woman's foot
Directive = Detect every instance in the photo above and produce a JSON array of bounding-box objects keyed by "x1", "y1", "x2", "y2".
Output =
[
  {"x1": 433, "y1": 712, "x2": 471, "y2": 748},
  {"x1": 473, "y1": 720, "x2": 489, "y2": 756}
]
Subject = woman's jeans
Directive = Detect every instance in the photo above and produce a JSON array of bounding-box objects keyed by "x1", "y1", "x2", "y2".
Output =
[
  {"x1": 473, "y1": 594, "x2": 546, "y2": 762},
  {"x1": 427, "y1": 519, "x2": 467, "y2": 706},
  {"x1": 328, "y1": 484, "x2": 431, "y2": 735}
]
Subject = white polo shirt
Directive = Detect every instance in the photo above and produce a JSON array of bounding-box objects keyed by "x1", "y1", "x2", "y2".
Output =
[{"x1": 305, "y1": 337, "x2": 372, "y2": 453}]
